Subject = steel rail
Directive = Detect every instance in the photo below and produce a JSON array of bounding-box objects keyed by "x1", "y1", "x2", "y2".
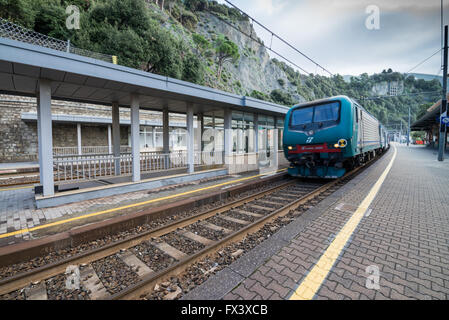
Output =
[
  {"x1": 111, "y1": 164, "x2": 371, "y2": 300},
  {"x1": 0, "y1": 179, "x2": 296, "y2": 296}
]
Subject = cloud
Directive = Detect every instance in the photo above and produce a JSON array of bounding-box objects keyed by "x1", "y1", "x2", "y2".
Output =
[{"x1": 224, "y1": 0, "x2": 449, "y2": 76}]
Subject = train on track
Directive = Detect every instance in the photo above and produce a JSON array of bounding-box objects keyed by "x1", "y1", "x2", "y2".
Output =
[{"x1": 283, "y1": 95, "x2": 389, "y2": 178}]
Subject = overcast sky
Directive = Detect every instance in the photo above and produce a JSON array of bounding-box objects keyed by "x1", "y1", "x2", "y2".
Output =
[{"x1": 217, "y1": 0, "x2": 449, "y2": 77}]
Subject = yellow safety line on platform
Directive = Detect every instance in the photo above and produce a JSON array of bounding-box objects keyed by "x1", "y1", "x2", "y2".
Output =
[
  {"x1": 0, "y1": 185, "x2": 34, "y2": 192},
  {"x1": 289, "y1": 146, "x2": 397, "y2": 300},
  {"x1": 0, "y1": 169, "x2": 287, "y2": 239}
]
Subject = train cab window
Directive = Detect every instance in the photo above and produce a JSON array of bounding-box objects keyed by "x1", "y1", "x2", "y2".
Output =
[
  {"x1": 289, "y1": 101, "x2": 341, "y2": 131},
  {"x1": 290, "y1": 107, "x2": 313, "y2": 127},
  {"x1": 314, "y1": 102, "x2": 340, "y2": 122}
]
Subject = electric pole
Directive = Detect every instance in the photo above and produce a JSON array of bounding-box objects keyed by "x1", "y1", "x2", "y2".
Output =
[
  {"x1": 438, "y1": 25, "x2": 448, "y2": 161},
  {"x1": 407, "y1": 106, "x2": 411, "y2": 146}
]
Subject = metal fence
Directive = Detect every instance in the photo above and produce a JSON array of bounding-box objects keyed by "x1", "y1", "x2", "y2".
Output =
[
  {"x1": 53, "y1": 146, "x2": 131, "y2": 156},
  {"x1": 54, "y1": 154, "x2": 133, "y2": 182},
  {"x1": 52, "y1": 150, "x2": 226, "y2": 182},
  {"x1": 0, "y1": 18, "x2": 114, "y2": 63}
]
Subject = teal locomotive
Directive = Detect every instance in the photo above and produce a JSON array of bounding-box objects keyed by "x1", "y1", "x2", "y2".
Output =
[{"x1": 283, "y1": 96, "x2": 389, "y2": 178}]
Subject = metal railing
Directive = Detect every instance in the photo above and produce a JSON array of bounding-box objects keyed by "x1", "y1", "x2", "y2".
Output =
[
  {"x1": 53, "y1": 146, "x2": 132, "y2": 156},
  {"x1": 52, "y1": 150, "x2": 226, "y2": 182},
  {"x1": 141, "y1": 151, "x2": 187, "y2": 172},
  {"x1": 54, "y1": 154, "x2": 133, "y2": 182},
  {"x1": 0, "y1": 18, "x2": 114, "y2": 63}
]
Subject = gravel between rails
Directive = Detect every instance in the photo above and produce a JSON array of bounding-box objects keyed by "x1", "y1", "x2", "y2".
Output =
[
  {"x1": 45, "y1": 273, "x2": 90, "y2": 300},
  {"x1": 207, "y1": 216, "x2": 243, "y2": 231},
  {"x1": 184, "y1": 223, "x2": 226, "y2": 241},
  {"x1": 130, "y1": 242, "x2": 177, "y2": 272},
  {"x1": 0, "y1": 288, "x2": 25, "y2": 300},
  {"x1": 144, "y1": 184, "x2": 343, "y2": 300},
  {"x1": 227, "y1": 211, "x2": 257, "y2": 222},
  {"x1": 0, "y1": 179, "x2": 288, "y2": 281},
  {"x1": 239, "y1": 204, "x2": 271, "y2": 215},
  {"x1": 159, "y1": 234, "x2": 205, "y2": 255},
  {"x1": 92, "y1": 255, "x2": 140, "y2": 295}
]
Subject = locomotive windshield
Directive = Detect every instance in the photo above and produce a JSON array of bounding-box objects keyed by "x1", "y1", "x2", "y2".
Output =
[
  {"x1": 290, "y1": 101, "x2": 340, "y2": 129},
  {"x1": 291, "y1": 107, "x2": 313, "y2": 125}
]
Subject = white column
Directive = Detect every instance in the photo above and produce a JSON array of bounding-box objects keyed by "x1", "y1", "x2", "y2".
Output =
[
  {"x1": 163, "y1": 107, "x2": 170, "y2": 154},
  {"x1": 273, "y1": 128, "x2": 279, "y2": 169},
  {"x1": 37, "y1": 79, "x2": 54, "y2": 196},
  {"x1": 212, "y1": 114, "x2": 216, "y2": 152},
  {"x1": 107, "y1": 125, "x2": 112, "y2": 154},
  {"x1": 197, "y1": 113, "x2": 203, "y2": 153},
  {"x1": 130, "y1": 95, "x2": 140, "y2": 182},
  {"x1": 254, "y1": 113, "x2": 259, "y2": 153},
  {"x1": 77, "y1": 123, "x2": 82, "y2": 156},
  {"x1": 224, "y1": 108, "x2": 233, "y2": 165},
  {"x1": 152, "y1": 127, "x2": 156, "y2": 150},
  {"x1": 163, "y1": 106, "x2": 170, "y2": 169},
  {"x1": 187, "y1": 103, "x2": 194, "y2": 174},
  {"x1": 112, "y1": 102, "x2": 121, "y2": 175}
]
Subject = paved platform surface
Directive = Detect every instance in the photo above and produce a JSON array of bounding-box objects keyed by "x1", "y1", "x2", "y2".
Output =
[
  {"x1": 184, "y1": 144, "x2": 449, "y2": 300},
  {"x1": 0, "y1": 169, "x2": 280, "y2": 245}
]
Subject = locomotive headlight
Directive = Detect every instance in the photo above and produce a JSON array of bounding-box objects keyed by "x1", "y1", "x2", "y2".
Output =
[
  {"x1": 334, "y1": 143, "x2": 339, "y2": 148},
  {"x1": 288, "y1": 146, "x2": 293, "y2": 150}
]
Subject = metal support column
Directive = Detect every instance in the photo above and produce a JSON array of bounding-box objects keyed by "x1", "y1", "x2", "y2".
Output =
[
  {"x1": 198, "y1": 112, "x2": 204, "y2": 153},
  {"x1": 254, "y1": 113, "x2": 259, "y2": 153},
  {"x1": 112, "y1": 102, "x2": 121, "y2": 175},
  {"x1": 273, "y1": 128, "x2": 279, "y2": 169},
  {"x1": 439, "y1": 25, "x2": 448, "y2": 161},
  {"x1": 163, "y1": 106, "x2": 170, "y2": 168},
  {"x1": 407, "y1": 107, "x2": 411, "y2": 147},
  {"x1": 273, "y1": 116, "x2": 279, "y2": 168},
  {"x1": 37, "y1": 79, "x2": 54, "y2": 196},
  {"x1": 130, "y1": 95, "x2": 140, "y2": 182},
  {"x1": 224, "y1": 108, "x2": 233, "y2": 166},
  {"x1": 186, "y1": 103, "x2": 194, "y2": 174},
  {"x1": 77, "y1": 123, "x2": 82, "y2": 156}
]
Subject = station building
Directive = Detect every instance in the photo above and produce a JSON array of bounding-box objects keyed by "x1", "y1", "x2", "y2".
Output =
[
  {"x1": 411, "y1": 93, "x2": 449, "y2": 150},
  {"x1": 0, "y1": 33, "x2": 290, "y2": 208}
]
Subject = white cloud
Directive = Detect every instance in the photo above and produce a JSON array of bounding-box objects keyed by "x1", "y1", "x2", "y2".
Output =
[{"x1": 224, "y1": 0, "x2": 448, "y2": 76}]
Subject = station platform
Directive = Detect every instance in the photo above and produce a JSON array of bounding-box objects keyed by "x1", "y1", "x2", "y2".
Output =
[
  {"x1": 0, "y1": 167, "x2": 285, "y2": 246},
  {"x1": 183, "y1": 143, "x2": 449, "y2": 300}
]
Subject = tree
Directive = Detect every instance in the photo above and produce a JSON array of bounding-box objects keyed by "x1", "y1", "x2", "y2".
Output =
[
  {"x1": 214, "y1": 35, "x2": 239, "y2": 80},
  {"x1": 0, "y1": 0, "x2": 36, "y2": 27},
  {"x1": 33, "y1": 0, "x2": 73, "y2": 40},
  {"x1": 167, "y1": 0, "x2": 176, "y2": 16},
  {"x1": 192, "y1": 33, "x2": 210, "y2": 54},
  {"x1": 184, "y1": 0, "x2": 208, "y2": 12}
]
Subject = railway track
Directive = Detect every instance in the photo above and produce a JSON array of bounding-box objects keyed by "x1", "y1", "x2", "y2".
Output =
[{"x1": 0, "y1": 153, "x2": 383, "y2": 300}]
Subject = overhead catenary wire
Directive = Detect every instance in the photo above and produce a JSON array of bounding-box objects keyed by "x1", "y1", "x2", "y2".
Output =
[
  {"x1": 223, "y1": 0, "x2": 334, "y2": 76},
  {"x1": 203, "y1": 6, "x2": 310, "y2": 74},
  {"x1": 404, "y1": 48, "x2": 442, "y2": 75}
]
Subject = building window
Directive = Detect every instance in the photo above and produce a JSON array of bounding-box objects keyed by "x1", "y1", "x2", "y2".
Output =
[{"x1": 232, "y1": 111, "x2": 255, "y2": 154}]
